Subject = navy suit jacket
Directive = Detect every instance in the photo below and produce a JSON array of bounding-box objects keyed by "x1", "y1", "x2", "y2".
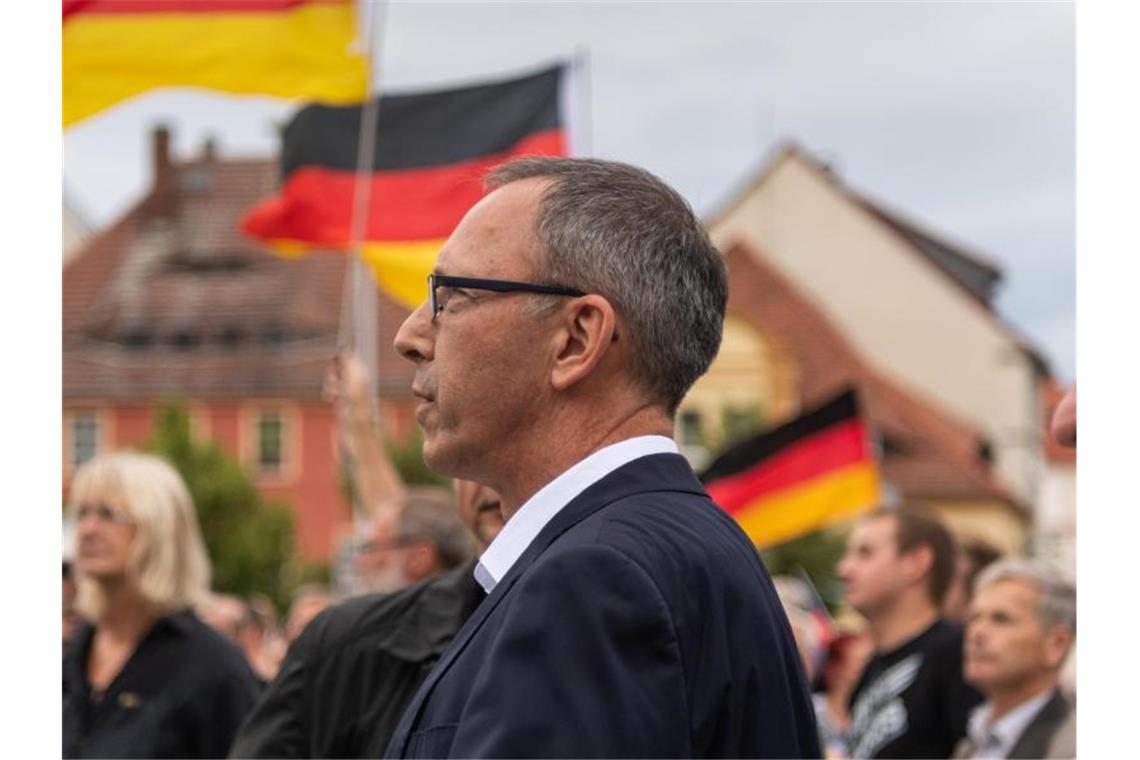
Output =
[{"x1": 385, "y1": 453, "x2": 821, "y2": 758}]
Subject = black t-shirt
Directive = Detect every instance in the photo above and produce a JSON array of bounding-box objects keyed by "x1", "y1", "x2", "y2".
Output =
[
  {"x1": 63, "y1": 609, "x2": 261, "y2": 759},
  {"x1": 846, "y1": 619, "x2": 982, "y2": 759}
]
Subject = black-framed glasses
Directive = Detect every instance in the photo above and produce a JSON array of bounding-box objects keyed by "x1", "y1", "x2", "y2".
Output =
[{"x1": 428, "y1": 274, "x2": 585, "y2": 321}]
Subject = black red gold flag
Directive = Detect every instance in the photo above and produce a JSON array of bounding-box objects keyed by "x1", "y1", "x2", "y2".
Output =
[
  {"x1": 700, "y1": 389, "x2": 880, "y2": 548},
  {"x1": 241, "y1": 64, "x2": 570, "y2": 308}
]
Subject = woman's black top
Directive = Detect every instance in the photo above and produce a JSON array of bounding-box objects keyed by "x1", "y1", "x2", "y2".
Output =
[{"x1": 63, "y1": 609, "x2": 261, "y2": 758}]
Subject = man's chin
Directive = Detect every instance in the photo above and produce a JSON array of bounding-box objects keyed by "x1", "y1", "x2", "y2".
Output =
[
  {"x1": 421, "y1": 439, "x2": 461, "y2": 481},
  {"x1": 421, "y1": 435, "x2": 474, "y2": 480}
]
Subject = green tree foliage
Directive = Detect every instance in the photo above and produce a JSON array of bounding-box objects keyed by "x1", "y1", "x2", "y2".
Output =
[
  {"x1": 386, "y1": 426, "x2": 449, "y2": 487},
  {"x1": 761, "y1": 527, "x2": 848, "y2": 613},
  {"x1": 147, "y1": 401, "x2": 298, "y2": 611}
]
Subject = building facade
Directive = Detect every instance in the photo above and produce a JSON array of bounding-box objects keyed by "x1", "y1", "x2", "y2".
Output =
[
  {"x1": 63, "y1": 128, "x2": 418, "y2": 562},
  {"x1": 707, "y1": 145, "x2": 1049, "y2": 509},
  {"x1": 65, "y1": 132, "x2": 1062, "y2": 563}
]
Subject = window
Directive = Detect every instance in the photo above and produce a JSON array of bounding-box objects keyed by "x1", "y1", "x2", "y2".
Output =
[
  {"x1": 257, "y1": 411, "x2": 285, "y2": 473},
  {"x1": 244, "y1": 405, "x2": 299, "y2": 481},
  {"x1": 721, "y1": 404, "x2": 762, "y2": 446},
  {"x1": 71, "y1": 411, "x2": 99, "y2": 468},
  {"x1": 679, "y1": 409, "x2": 704, "y2": 447}
]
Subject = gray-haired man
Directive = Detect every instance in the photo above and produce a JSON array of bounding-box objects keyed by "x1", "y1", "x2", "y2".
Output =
[
  {"x1": 955, "y1": 560, "x2": 1076, "y2": 759},
  {"x1": 385, "y1": 157, "x2": 818, "y2": 757}
]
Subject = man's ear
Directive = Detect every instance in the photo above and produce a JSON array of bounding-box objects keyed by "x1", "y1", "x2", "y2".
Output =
[
  {"x1": 403, "y1": 540, "x2": 439, "y2": 580},
  {"x1": 902, "y1": 544, "x2": 934, "y2": 588},
  {"x1": 1043, "y1": 626, "x2": 1074, "y2": 670},
  {"x1": 550, "y1": 295, "x2": 619, "y2": 392}
]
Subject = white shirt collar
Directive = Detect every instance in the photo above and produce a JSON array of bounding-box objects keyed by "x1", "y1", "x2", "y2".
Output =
[
  {"x1": 473, "y1": 435, "x2": 679, "y2": 593},
  {"x1": 966, "y1": 689, "x2": 1055, "y2": 759}
]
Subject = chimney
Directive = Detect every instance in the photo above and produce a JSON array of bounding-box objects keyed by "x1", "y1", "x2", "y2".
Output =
[
  {"x1": 148, "y1": 124, "x2": 176, "y2": 217},
  {"x1": 200, "y1": 136, "x2": 217, "y2": 164}
]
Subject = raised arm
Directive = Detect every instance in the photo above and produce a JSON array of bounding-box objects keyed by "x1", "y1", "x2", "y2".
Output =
[{"x1": 324, "y1": 352, "x2": 407, "y2": 520}]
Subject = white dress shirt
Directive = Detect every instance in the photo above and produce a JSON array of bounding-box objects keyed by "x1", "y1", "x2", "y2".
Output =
[
  {"x1": 473, "y1": 435, "x2": 680, "y2": 593},
  {"x1": 965, "y1": 690, "x2": 1054, "y2": 759}
]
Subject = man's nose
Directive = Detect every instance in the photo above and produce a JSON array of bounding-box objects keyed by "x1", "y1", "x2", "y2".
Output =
[
  {"x1": 394, "y1": 302, "x2": 434, "y2": 364},
  {"x1": 965, "y1": 620, "x2": 987, "y2": 645}
]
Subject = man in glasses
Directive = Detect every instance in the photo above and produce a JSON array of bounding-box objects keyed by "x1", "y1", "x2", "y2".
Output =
[{"x1": 386, "y1": 157, "x2": 819, "y2": 758}]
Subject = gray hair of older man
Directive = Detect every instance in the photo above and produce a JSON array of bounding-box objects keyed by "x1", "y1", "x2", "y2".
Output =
[
  {"x1": 974, "y1": 558, "x2": 1077, "y2": 635},
  {"x1": 485, "y1": 157, "x2": 728, "y2": 414},
  {"x1": 398, "y1": 487, "x2": 476, "y2": 570}
]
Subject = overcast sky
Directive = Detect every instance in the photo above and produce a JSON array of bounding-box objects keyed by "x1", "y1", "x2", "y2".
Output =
[{"x1": 63, "y1": 1, "x2": 1075, "y2": 379}]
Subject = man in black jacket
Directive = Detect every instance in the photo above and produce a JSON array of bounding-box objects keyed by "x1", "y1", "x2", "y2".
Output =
[
  {"x1": 229, "y1": 351, "x2": 503, "y2": 759},
  {"x1": 228, "y1": 481, "x2": 501, "y2": 758}
]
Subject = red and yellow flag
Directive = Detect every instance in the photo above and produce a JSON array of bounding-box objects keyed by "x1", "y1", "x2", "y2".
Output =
[
  {"x1": 63, "y1": 0, "x2": 368, "y2": 127},
  {"x1": 701, "y1": 389, "x2": 880, "y2": 549}
]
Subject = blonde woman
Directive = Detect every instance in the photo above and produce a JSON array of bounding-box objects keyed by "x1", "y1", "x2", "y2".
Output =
[{"x1": 63, "y1": 452, "x2": 260, "y2": 758}]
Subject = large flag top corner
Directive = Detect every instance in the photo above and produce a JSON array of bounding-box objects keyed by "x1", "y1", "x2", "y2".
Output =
[{"x1": 240, "y1": 63, "x2": 573, "y2": 309}]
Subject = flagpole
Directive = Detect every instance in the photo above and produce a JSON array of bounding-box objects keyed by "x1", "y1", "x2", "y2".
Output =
[
  {"x1": 345, "y1": 0, "x2": 387, "y2": 390},
  {"x1": 337, "y1": 0, "x2": 387, "y2": 579},
  {"x1": 571, "y1": 45, "x2": 592, "y2": 157}
]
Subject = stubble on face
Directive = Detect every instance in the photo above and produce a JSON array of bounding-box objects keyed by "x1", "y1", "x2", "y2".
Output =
[{"x1": 412, "y1": 180, "x2": 554, "y2": 484}]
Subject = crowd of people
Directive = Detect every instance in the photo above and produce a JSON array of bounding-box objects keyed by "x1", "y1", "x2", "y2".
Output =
[
  {"x1": 61, "y1": 156, "x2": 1076, "y2": 759},
  {"x1": 775, "y1": 511, "x2": 1075, "y2": 759}
]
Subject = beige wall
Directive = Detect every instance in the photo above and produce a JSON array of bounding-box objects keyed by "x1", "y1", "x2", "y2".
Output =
[
  {"x1": 676, "y1": 315, "x2": 799, "y2": 465},
  {"x1": 710, "y1": 155, "x2": 1043, "y2": 505}
]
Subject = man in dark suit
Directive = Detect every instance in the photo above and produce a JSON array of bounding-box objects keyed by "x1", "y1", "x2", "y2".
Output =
[
  {"x1": 954, "y1": 559, "x2": 1076, "y2": 759},
  {"x1": 385, "y1": 157, "x2": 819, "y2": 758}
]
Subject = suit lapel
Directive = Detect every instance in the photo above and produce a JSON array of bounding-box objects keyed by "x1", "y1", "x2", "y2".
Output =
[
  {"x1": 1008, "y1": 690, "x2": 1070, "y2": 759},
  {"x1": 384, "y1": 569, "x2": 522, "y2": 756},
  {"x1": 386, "y1": 453, "x2": 704, "y2": 756}
]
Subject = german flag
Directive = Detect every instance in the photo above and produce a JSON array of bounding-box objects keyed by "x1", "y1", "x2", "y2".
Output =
[
  {"x1": 700, "y1": 389, "x2": 880, "y2": 549},
  {"x1": 63, "y1": 0, "x2": 368, "y2": 127},
  {"x1": 240, "y1": 64, "x2": 569, "y2": 309}
]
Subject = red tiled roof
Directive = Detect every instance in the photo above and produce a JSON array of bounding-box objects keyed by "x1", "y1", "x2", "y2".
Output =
[
  {"x1": 64, "y1": 143, "x2": 416, "y2": 401},
  {"x1": 723, "y1": 240, "x2": 1023, "y2": 511}
]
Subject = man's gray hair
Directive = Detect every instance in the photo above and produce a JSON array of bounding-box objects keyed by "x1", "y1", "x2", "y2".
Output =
[
  {"x1": 399, "y1": 487, "x2": 476, "y2": 570},
  {"x1": 486, "y1": 157, "x2": 728, "y2": 414},
  {"x1": 974, "y1": 558, "x2": 1076, "y2": 634}
]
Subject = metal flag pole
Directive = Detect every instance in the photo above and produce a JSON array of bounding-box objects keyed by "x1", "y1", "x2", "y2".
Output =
[
  {"x1": 335, "y1": 0, "x2": 388, "y2": 591},
  {"x1": 344, "y1": 0, "x2": 388, "y2": 389},
  {"x1": 569, "y1": 45, "x2": 592, "y2": 157}
]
